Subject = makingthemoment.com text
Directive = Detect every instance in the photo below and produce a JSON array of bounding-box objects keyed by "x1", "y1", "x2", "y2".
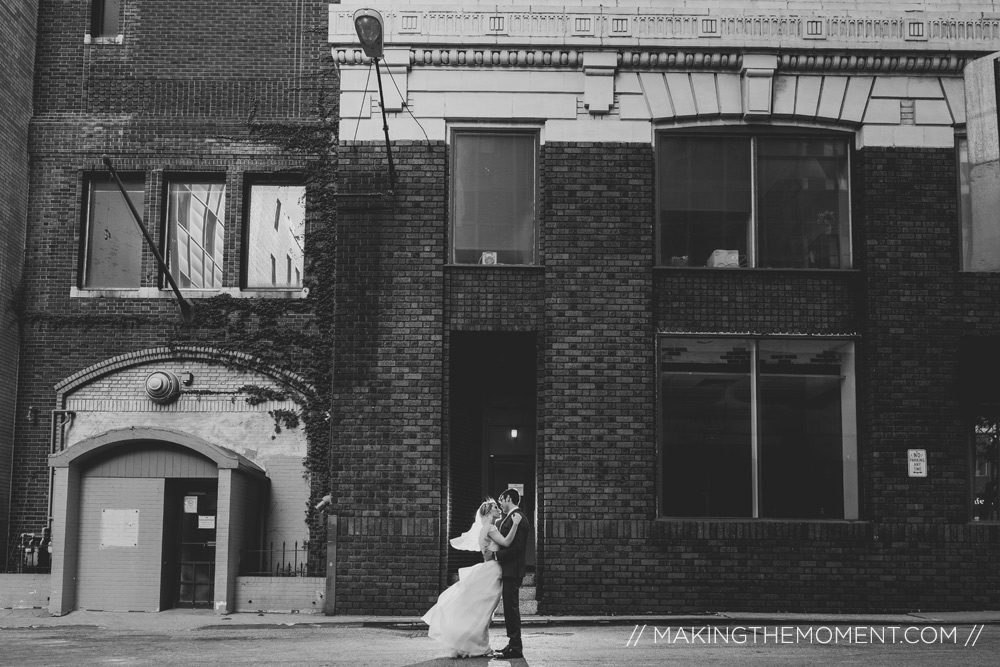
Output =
[{"x1": 625, "y1": 624, "x2": 986, "y2": 647}]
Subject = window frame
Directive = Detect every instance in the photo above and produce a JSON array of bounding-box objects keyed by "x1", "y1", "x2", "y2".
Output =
[
  {"x1": 970, "y1": 407, "x2": 1000, "y2": 522},
  {"x1": 656, "y1": 335, "x2": 859, "y2": 520},
  {"x1": 654, "y1": 128, "x2": 854, "y2": 270},
  {"x1": 161, "y1": 174, "x2": 228, "y2": 291},
  {"x1": 89, "y1": 0, "x2": 122, "y2": 39},
  {"x1": 957, "y1": 132, "x2": 976, "y2": 271},
  {"x1": 241, "y1": 175, "x2": 307, "y2": 291},
  {"x1": 79, "y1": 171, "x2": 146, "y2": 290},
  {"x1": 448, "y1": 127, "x2": 541, "y2": 266}
]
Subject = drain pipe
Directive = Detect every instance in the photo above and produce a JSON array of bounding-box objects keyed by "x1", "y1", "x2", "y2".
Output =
[{"x1": 48, "y1": 410, "x2": 75, "y2": 526}]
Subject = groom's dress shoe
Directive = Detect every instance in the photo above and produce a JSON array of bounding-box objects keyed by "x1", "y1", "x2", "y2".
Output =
[{"x1": 497, "y1": 646, "x2": 523, "y2": 659}]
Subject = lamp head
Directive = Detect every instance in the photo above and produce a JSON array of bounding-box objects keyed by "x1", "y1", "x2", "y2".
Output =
[{"x1": 353, "y1": 8, "x2": 385, "y2": 59}]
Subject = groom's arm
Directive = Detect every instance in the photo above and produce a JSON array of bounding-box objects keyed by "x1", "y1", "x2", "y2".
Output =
[{"x1": 496, "y1": 514, "x2": 528, "y2": 564}]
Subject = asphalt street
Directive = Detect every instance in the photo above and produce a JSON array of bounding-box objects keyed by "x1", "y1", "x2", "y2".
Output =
[{"x1": 0, "y1": 611, "x2": 997, "y2": 667}]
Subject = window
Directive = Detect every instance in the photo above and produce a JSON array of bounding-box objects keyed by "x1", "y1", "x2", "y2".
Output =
[
  {"x1": 657, "y1": 134, "x2": 851, "y2": 269},
  {"x1": 961, "y1": 338, "x2": 1000, "y2": 521},
  {"x1": 82, "y1": 174, "x2": 144, "y2": 288},
  {"x1": 958, "y1": 136, "x2": 973, "y2": 269},
  {"x1": 959, "y1": 53, "x2": 1000, "y2": 271},
  {"x1": 90, "y1": 0, "x2": 121, "y2": 38},
  {"x1": 973, "y1": 413, "x2": 999, "y2": 521},
  {"x1": 245, "y1": 183, "x2": 305, "y2": 289},
  {"x1": 659, "y1": 337, "x2": 858, "y2": 519},
  {"x1": 451, "y1": 131, "x2": 537, "y2": 265},
  {"x1": 165, "y1": 180, "x2": 226, "y2": 289}
]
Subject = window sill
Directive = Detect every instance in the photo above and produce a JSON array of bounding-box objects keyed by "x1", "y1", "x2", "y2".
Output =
[
  {"x1": 71, "y1": 287, "x2": 307, "y2": 300},
  {"x1": 651, "y1": 517, "x2": 872, "y2": 542},
  {"x1": 653, "y1": 266, "x2": 861, "y2": 274},
  {"x1": 84, "y1": 34, "x2": 124, "y2": 45},
  {"x1": 654, "y1": 517, "x2": 865, "y2": 523},
  {"x1": 445, "y1": 264, "x2": 544, "y2": 270}
]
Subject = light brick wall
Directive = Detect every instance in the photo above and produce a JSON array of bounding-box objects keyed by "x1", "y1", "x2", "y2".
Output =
[
  {"x1": 234, "y1": 577, "x2": 325, "y2": 613},
  {"x1": 0, "y1": 574, "x2": 49, "y2": 609}
]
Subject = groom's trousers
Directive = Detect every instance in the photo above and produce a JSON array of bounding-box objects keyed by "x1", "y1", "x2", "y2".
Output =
[{"x1": 501, "y1": 576, "x2": 522, "y2": 649}]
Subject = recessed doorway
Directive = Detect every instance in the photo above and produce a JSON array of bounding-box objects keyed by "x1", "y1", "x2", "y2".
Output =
[{"x1": 448, "y1": 332, "x2": 537, "y2": 573}]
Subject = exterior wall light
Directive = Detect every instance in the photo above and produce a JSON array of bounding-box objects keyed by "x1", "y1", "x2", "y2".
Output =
[
  {"x1": 353, "y1": 8, "x2": 384, "y2": 59},
  {"x1": 352, "y1": 7, "x2": 396, "y2": 191}
]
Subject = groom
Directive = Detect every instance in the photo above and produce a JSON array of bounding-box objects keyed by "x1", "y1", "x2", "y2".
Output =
[{"x1": 494, "y1": 488, "x2": 529, "y2": 660}]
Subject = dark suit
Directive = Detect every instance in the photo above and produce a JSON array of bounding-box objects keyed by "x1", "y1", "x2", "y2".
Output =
[{"x1": 495, "y1": 507, "x2": 529, "y2": 651}]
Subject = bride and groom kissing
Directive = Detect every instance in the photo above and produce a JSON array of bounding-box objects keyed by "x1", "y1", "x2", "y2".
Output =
[{"x1": 421, "y1": 489, "x2": 529, "y2": 659}]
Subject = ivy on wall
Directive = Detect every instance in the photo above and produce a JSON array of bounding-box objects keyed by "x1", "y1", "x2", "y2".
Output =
[{"x1": 6, "y1": 58, "x2": 341, "y2": 575}]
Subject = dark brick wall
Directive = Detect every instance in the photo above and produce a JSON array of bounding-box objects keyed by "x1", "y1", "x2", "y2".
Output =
[
  {"x1": 330, "y1": 140, "x2": 998, "y2": 614},
  {"x1": 332, "y1": 142, "x2": 447, "y2": 613},
  {"x1": 540, "y1": 142, "x2": 658, "y2": 606},
  {"x1": 0, "y1": 0, "x2": 38, "y2": 566},
  {"x1": 35, "y1": 0, "x2": 321, "y2": 119},
  {"x1": 860, "y1": 147, "x2": 966, "y2": 527},
  {"x1": 536, "y1": 146, "x2": 999, "y2": 614}
]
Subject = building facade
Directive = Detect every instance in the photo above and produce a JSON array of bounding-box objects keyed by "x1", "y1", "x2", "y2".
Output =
[
  {"x1": 2, "y1": 0, "x2": 1000, "y2": 617},
  {"x1": 2, "y1": 0, "x2": 335, "y2": 614},
  {"x1": 0, "y1": 0, "x2": 38, "y2": 572},
  {"x1": 327, "y1": 0, "x2": 1000, "y2": 614}
]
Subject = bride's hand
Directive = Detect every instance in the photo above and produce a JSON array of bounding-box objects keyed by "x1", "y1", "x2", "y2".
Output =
[{"x1": 511, "y1": 513, "x2": 522, "y2": 525}]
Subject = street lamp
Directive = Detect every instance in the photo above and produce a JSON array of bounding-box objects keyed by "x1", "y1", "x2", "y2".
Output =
[
  {"x1": 353, "y1": 8, "x2": 396, "y2": 191},
  {"x1": 353, "y1": 8, "x2": 384, "y2": 59}
]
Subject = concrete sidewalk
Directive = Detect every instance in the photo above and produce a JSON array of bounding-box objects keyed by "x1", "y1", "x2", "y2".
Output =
[{"x1": 3, "y1": 608, "x2": 1000, "y2": 632}]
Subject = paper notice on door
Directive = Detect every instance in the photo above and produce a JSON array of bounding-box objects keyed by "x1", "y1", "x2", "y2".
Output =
[
  {"x1": 184, "y1": 496, "x2": 198, "y2": 513},
  {"x1": 198, "y1": 515, "x2": 216, "y2": 530}
]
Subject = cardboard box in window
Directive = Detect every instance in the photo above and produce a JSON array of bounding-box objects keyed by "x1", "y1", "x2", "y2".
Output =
[{"x1": 707, "y1": 249, "x2": 739, "y2": 268}]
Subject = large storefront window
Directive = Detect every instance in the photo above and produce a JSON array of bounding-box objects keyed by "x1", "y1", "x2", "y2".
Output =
[
  {"x1": 961, "y1": 338, "x2": 1000, "y2": 521},
  {"x1": 659, "y1": 337, "x2": 858, "y2": 519},
  {"x1": 657, "y1": 134, "x2": 851, "y2": 269},
  {"x1": 973, "y1": 413, "x2": 1000, "y2": 521}
]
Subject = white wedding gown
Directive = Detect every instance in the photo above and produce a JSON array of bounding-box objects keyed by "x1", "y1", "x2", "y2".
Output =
[{"x1": 421, "y1": 530, "x2": 502, "y2": 657}]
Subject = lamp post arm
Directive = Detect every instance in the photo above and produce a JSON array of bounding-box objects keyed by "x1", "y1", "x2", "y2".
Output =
[
  {"x1": 101, "y1": 156, "x2": 194, "y2": 324},
  {"x1": 372, "y1": 58, "x2": 397, "y2": 192}
]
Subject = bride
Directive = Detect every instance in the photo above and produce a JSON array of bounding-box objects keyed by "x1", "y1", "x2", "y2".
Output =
[{"x1": 421, "y1": 498, "x2": 523, "y2": 658}]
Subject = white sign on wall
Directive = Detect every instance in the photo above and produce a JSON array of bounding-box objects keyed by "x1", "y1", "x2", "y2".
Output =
[
  {"x1": 100, "y1": 509, "x2": 139, "y2": 548},
  {"x1": 907, "y1": 449, "x2": 928, "y2": 477}
]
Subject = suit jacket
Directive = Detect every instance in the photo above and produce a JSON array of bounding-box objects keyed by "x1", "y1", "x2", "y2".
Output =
[{"x1": 495, "y1": 507, "x2": 529, "y2": 580}]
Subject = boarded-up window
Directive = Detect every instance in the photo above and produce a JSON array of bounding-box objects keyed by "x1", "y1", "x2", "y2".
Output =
[{"x1": 83, "y1": 176, "x2": 144, "y2": 288}]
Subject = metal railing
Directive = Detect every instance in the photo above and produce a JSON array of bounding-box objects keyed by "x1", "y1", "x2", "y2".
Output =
[{"x1": 239, "y1": 541, "x2": 317, "y2": 577}]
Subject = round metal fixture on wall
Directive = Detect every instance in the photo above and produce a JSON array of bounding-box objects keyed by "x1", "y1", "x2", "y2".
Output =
[{"x1": 145, "y1": 371, "x2": 181, "y2": 404}]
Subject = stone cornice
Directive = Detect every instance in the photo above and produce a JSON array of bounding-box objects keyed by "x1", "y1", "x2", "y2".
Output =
[
  {"x1": 330, "y1": 3, "x2": 1000, "y2": 63},
  {"x1": 333, "y1": 46, "x2": 975, "y2": 74}
]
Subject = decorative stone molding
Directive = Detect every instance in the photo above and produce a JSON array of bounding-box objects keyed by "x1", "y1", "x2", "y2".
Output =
[
  {"x1": 741, "y1": 54, "x2": 777, "y2": 119},
  {"x1": 54, "y1": 345, "x2": 312, "y2": 404},
  {"x1": 329, "y1": 3, "x2": 1000, "y2": 56},
  {"x1": 583, "y1": 51, "x2": 617, "y2": 114},
  {"x1": 334, "y1": 46, "x2": 974, "y2": 76}
]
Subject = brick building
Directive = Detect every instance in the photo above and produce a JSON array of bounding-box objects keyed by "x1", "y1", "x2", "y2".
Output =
[
  {"x1": 2, "y1": 0, "x2": 1000, "y2": 618},
  {"x1": 326, "y1": 0, "x2": 1000, "y2": 615},
  {"x1": 2, "y1": 0, "x2": 334, "y2": 614},
  {"x1": 0, "y1": 0, "x2": 38, "y2": 572}
]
